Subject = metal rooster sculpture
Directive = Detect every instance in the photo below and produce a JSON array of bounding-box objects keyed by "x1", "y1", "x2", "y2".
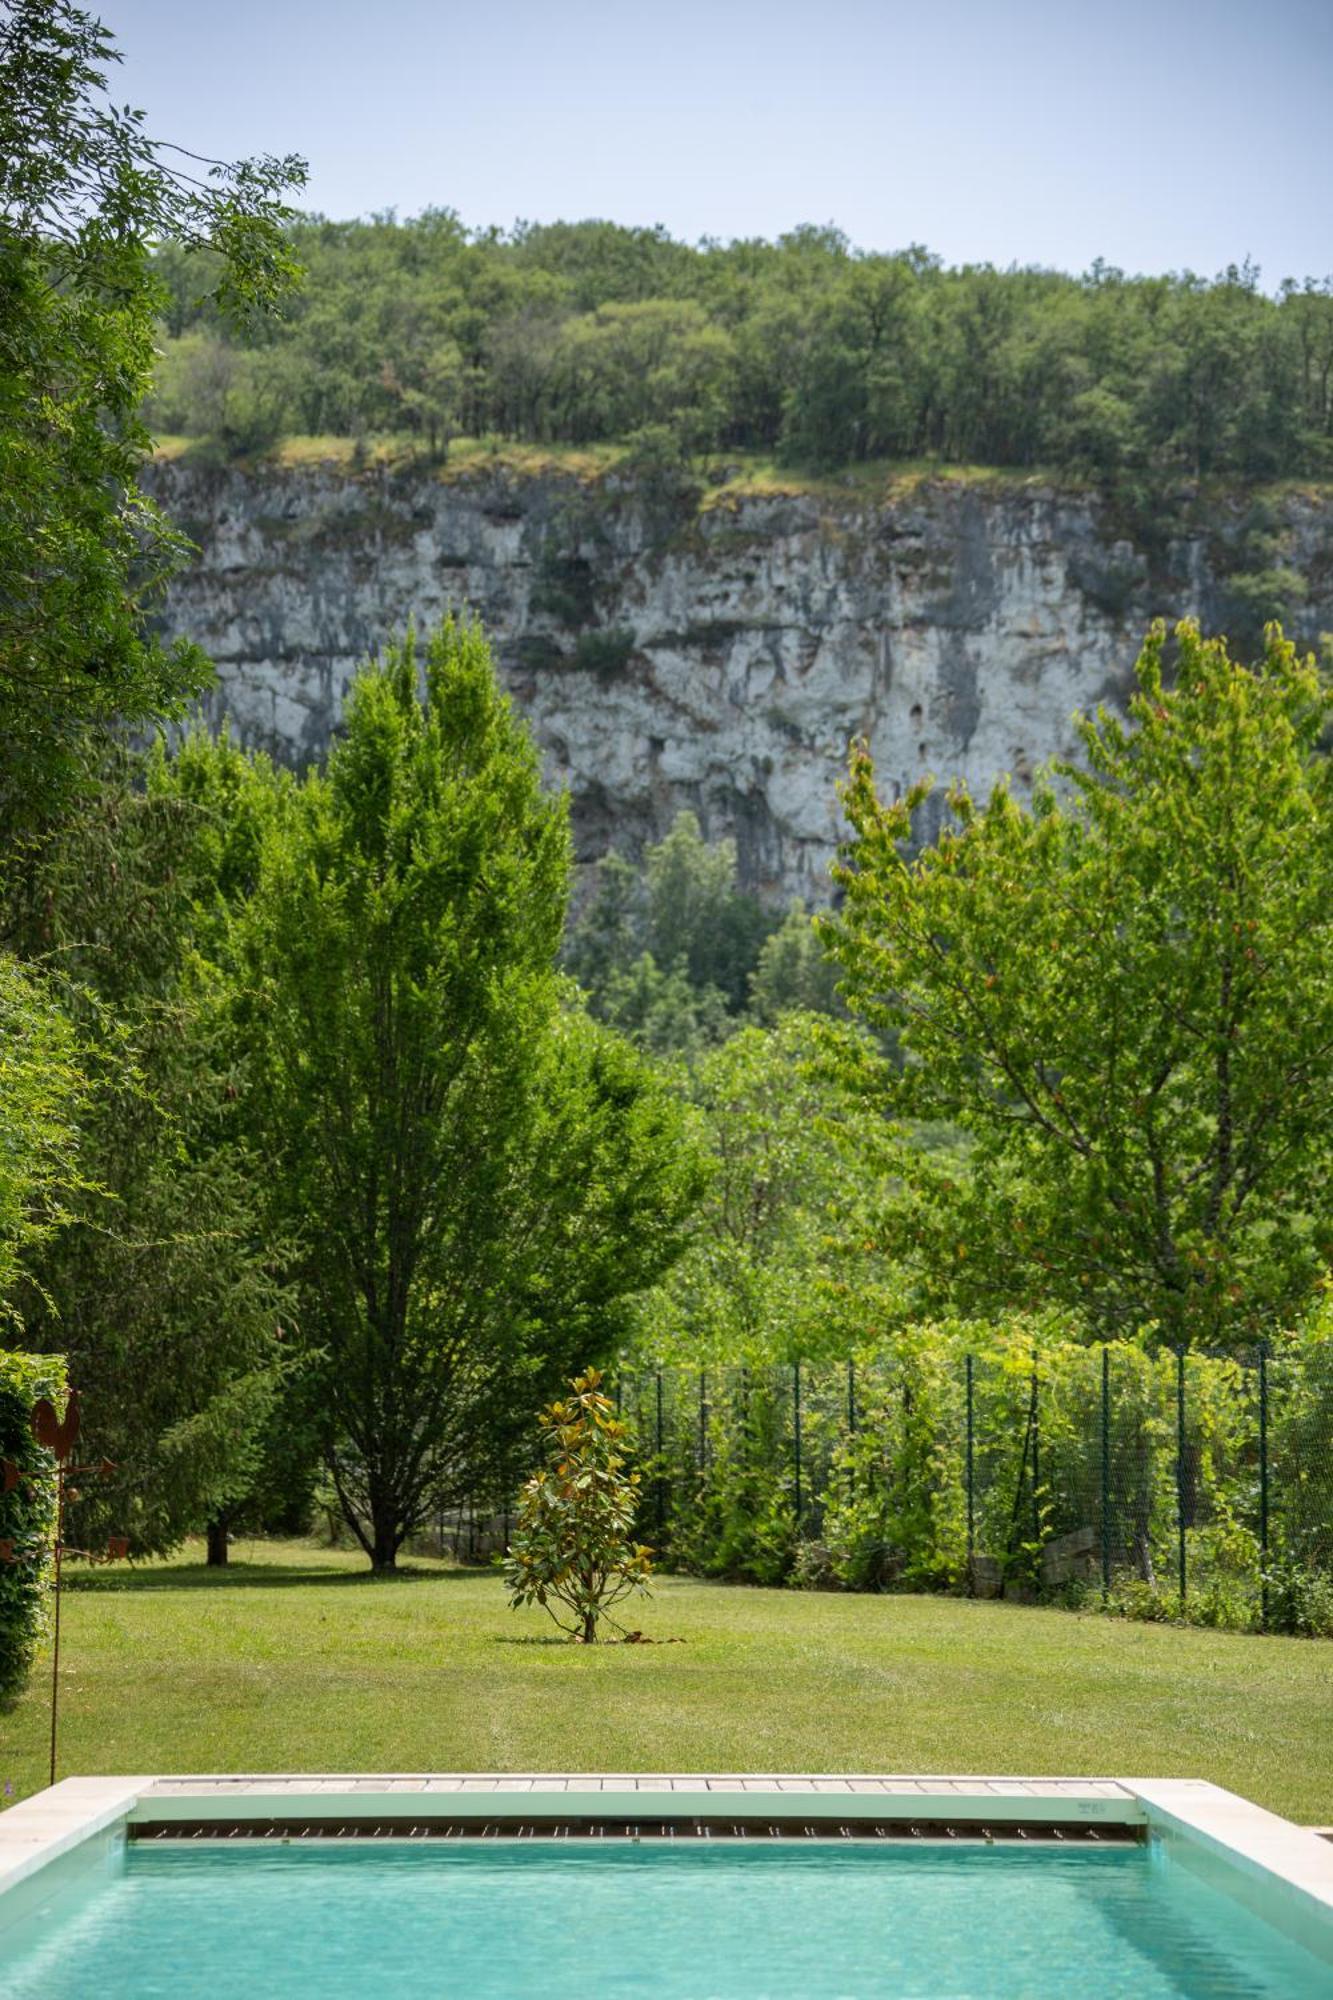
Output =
[{"x1": 1, "y1": 1390, "x2": 126, "y2": 1787}]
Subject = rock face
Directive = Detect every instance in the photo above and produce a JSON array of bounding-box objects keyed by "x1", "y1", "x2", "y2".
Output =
[{"x1": 145, "y1": 460, "x2": 1333, "y2": 901}]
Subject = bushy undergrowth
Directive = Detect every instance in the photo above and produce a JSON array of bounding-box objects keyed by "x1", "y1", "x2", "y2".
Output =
[{"x1": 624, "y1": 1315, "x2": 1333, "y2": 1637}]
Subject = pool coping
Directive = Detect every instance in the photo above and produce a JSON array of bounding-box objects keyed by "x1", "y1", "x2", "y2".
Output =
[{"x1": 3, "y1": 1773, "x2": 1332, "y2": 1965}]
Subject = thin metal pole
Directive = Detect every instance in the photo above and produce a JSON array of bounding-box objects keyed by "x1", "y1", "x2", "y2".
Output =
[
  {"x1": 965, "y1": 1353, "x2": 975, "y2": 1597},
  {"x1": 1100, "y1": 1344, "x2": 1112, "y2": 1603},
  {"x1": 1176, "y1": 1348, "x2": 1188, "y2": 1607},
  {"x1": 793, "y1": 1361, "x2": 803, "y2": 1528},
  {"x1": 699, "y1": 1371, "x2": 708, "y2": 1474},
  {"x1": 49, "y1": 1463, "x2": 64, "y2": 1790},
  {"x1": 1030, "y1": 1357, "x2": 1042, "y2": 1547},
  {"x1": 1259, "y1": 1342, "x2": 1270, "y2": 1631},
  {"x1": 739, "y1": 1365, "x2": 751, "y2": 1480},
  {"x1": 845, "y1": 1356, "x2": 857, "y2": 1499}
]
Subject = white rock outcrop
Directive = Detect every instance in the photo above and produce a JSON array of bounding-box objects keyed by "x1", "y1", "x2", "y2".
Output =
[{"x1": 146, "y1": 462, "x2": 1332, "y2": 900}]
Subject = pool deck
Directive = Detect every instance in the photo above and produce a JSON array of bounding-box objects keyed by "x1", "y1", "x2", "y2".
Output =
[{"x1": 3, "y1": 1772, "x2": 1332, "y2": 1964}]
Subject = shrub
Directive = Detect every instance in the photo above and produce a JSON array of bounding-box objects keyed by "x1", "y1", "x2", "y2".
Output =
[
  {"x1": 1264, "y1": 1562, "x2": 1333, "y2": 1639},
  {"x1": 664, "y1": 1371, "x2": 798, "y2": 1586},
  {"x1": 0, "y1": 1351, "x2": 66, "y2": 1706},
  {"x1": 572, "y1": 627, "x2": 636, "y2": 680},
  {"x1": 505, "y1": 1369, "x2": 652, "y2": 1641}
]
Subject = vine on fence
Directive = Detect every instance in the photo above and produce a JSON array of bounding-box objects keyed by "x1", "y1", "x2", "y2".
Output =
[{"x1": 613, "y1": 1322, "x2": 1333, "y2": 1635}]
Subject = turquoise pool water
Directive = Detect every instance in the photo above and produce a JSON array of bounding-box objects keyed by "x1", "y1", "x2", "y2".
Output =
[{"x1": 2, "y1": 1840, "x2": 1328, "y2": 1998}]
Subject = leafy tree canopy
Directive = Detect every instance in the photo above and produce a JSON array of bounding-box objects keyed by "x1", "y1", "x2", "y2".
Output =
[
  {"x1": 639, "y1": 1012, "x2": 911, "y2": 1365},
  {"x1": 148, "y1": 210, "x2": 1333, "y2": 512},
  {"x1": 505, "y1": 1367, "x2": 653, "y2": 1643},
  {"x1": 568, "y1": 811, "x2": 787, "y2": 1054},
  {"x1": 219, "y1": 620, "x2": 707, "y2": 1569},
  {"x1": 10, "y1": 744, "x2": 295, "y2": 1552},
  {"x1": 0, "y1": 0, "x2": 305, "y2": 832},
  {"x1": 0, "y1": 954, "x2": 85, "y2": 1315},
  {"x1": 821, "y1": 622, "x2": 1333, "y2": 1351}
]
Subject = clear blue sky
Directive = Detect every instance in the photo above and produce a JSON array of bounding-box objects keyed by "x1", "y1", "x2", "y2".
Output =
[{"x1": 99, "y1": 0, "x2": 1331, "y2": 281}]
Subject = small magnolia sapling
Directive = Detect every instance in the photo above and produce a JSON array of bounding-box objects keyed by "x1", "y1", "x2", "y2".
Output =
[{"x1": 505, "y1": 1369, "x2": 652, "y2": 1642}]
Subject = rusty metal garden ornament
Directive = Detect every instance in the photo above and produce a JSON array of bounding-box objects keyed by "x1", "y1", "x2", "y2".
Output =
[{"x1": 0, "y1": 1390, "x2": 125, "y2": 1788}]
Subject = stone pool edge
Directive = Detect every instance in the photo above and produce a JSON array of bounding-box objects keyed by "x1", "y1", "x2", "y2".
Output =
[{"x1": 3, "y1": 1772, "x2": 1332, "y2": 1965}]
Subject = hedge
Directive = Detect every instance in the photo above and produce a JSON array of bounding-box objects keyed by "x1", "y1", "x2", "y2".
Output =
[{"x1": 0, "y1": 1349, "x2": 66, "y2": 1706}]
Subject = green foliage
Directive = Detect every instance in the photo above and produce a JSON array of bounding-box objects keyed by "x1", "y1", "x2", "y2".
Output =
[
  {"x1": 664, "y1": 1372, "x2": 797, "y2": 1586},
  {"x1": 640, "y1": 1012, "x2": 908, "y2": 1368},
  {"x1": 0, "y1": 1348, "x2": 64, "y2": 1705},
  {"x1": 822, "y1": 621, "x2": 1333, "y2": 1351},
  {"x1": 0, "y1": 954, "x2": 85, "y2": 1313},
  {"x1": 148, "y1": 216, "x2": 1333, "y2": 510},
  {"x1": 567, "y1": 810, "x2": 783, "y2": 1053},
  {"x1": 9, "y1": 746, "x2": 295, "y2": 1554},
  {"x1": 571, "y1": 626, "x2": 636, "y2": 679},
  {"x1": 596, "y1": 951, "x2": 732, "y2": 1061},
  {"x1": 748, "y1": 900, "x2": 842, "y2": 1023},
  {"x1": 219, "y1": 620, "x2": 706, "y2": 1569},
  {"x1": 820, "y1": 1332, "x2": 967, "y2": 1592},
  {"x1": 1262, "y1": 1562, "x2": 1333, "y2": 1639},
  {"x1": 0, "y1": 0, "x2": 305, "y2": 832},
  {"x1": 504, "y1": 1367, "x2": 652, "y2": 1642},
  {"x1": 642, "y1": 812, "x2": 774, "y2": 1009}
]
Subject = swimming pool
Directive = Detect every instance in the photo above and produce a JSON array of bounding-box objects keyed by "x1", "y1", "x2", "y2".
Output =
[
  {"x1": 2, "y1": 1775, "x2": 1330, "y2": 1999},
  {"x1": 3, "y1": 1837, "x2": 1330, "y2": 1999}
]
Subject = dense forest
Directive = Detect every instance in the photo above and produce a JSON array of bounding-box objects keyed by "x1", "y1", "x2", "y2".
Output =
[{"x1": 149, "y1": 212, "x2": 1333, "y2": 486}]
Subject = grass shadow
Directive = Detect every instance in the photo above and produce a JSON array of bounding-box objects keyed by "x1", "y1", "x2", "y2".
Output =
[
  {"x1": 491, "y1": 1634, "x2": 580, "y2": 1647},
  {"x1": 66, "y1": 1561, "x2": 490, "y2": 1594}
]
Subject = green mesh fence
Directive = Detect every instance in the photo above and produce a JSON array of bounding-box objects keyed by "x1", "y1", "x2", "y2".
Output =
[{"x1": 608, "y1": 1342, "x2": 1333, "y2": 1634}]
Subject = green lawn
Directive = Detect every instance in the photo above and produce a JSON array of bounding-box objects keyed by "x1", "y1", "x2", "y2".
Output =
[{"x1": 3, "y1": 1539, "x2": 1330, "y2": 1823}]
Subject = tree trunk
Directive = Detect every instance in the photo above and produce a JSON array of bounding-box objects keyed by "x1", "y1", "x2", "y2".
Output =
[
  {"x1": 370, "y1": 1507, "x2": 399, "y2": 1574},
  {"x1": 206, "y1": 1516, "x2": 229, "y2": 1567}
]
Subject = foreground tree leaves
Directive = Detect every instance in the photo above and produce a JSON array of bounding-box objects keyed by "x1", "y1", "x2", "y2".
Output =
[
  {"x1": 222, "y1": 620, "x2": 707, "y2": 1571},
  {"x1": 0, "y1": 0, "x2": 305, "y2": 836},
  {"x1": 822, "y1": 621, "x2": 1333, "y2": 1350},
  {"x1": 10, "y1": 744, "x2": 296, "y2": 1553},
  {"x1": 0, "y1": 955, "x2": 85, "y2": 1312}
]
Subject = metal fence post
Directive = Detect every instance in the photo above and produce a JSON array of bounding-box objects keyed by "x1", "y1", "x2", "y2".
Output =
[
  {"x1": 793, "y1": 1360, "x2": 803, "y2": 1529},
  {"x1": 965, "y1": 1352, "x2": 975, "y2": 1596},
  {"x1": 1176, "y1": 1347, "x2": 1188, "y2": 1607},
  {"x1": 845, "y1": 1356, "x2": 857, "y2": 1500},
  {"x1": 1259, "y1": 1341, "x2": 1270, "y2": 1630},
  {"x1": 1030, "y1": 1356, "x2": 1042, "y2": 1547},
  {"x1": 699, "y1": 1370, "x2": 708, "y2": 1475},
  {"x1": 1100, "y1": 1343, "x2": 1111, "y2": 1602}
]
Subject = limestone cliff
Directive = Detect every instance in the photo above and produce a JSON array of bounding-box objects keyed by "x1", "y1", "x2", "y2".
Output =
[{"x1": 144, "y1": 460, "x2": 1333, "y2": 900}]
